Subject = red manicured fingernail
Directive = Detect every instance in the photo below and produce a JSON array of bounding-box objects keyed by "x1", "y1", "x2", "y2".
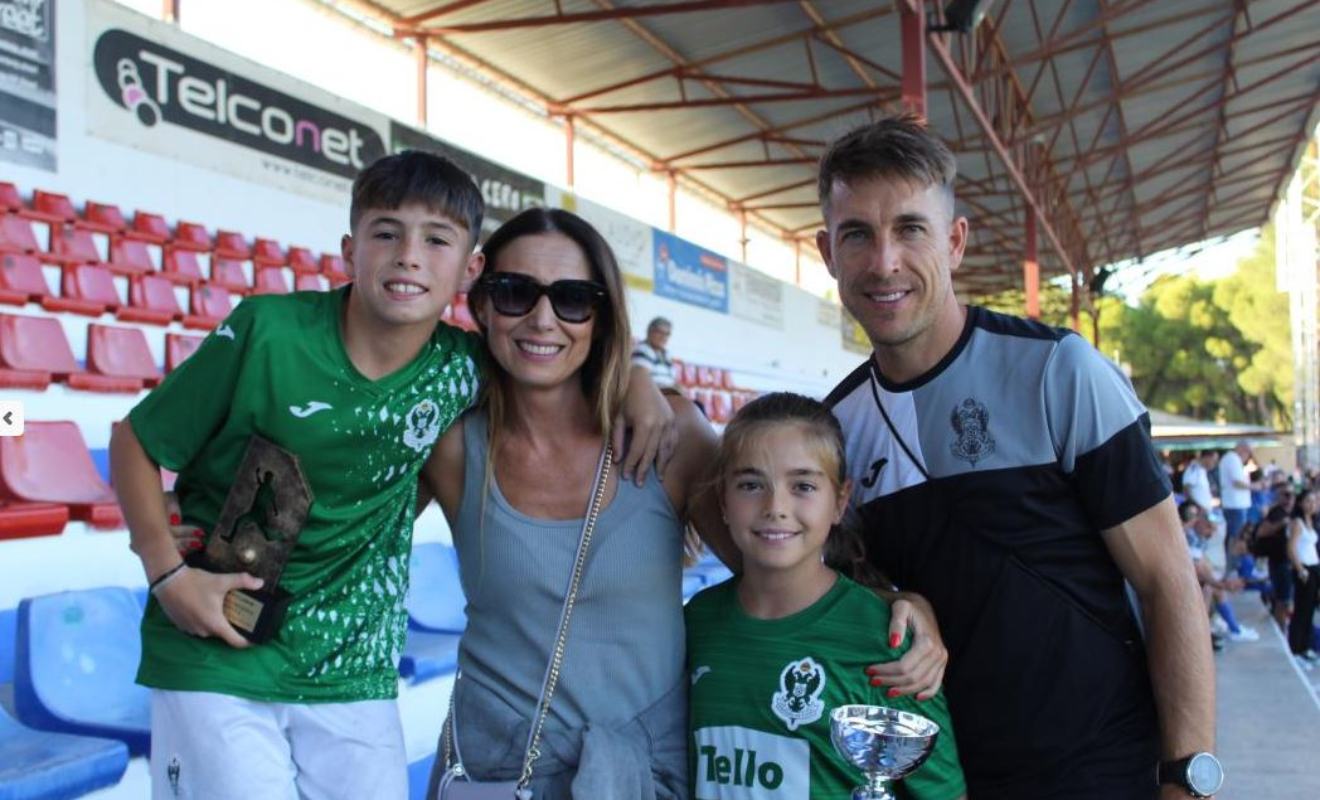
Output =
[
  {"x1": 188, "y1": 541, "x2": 202, "y2": 550},
  {"x1": 870, "y1": 678, "x2": 883, "y2": 687},
  {"x1": 169, "y1": 514, "x2": 181, "y2": 525},
  {"x1": 191, "y1": 529, "x2": 204, "y2": 539},
  {"x1": 887, "y1": 688, "x2": 901, "y2": 698},
  {"x1": 889, "y1": 633, "x2": 901, "y2": 648}
]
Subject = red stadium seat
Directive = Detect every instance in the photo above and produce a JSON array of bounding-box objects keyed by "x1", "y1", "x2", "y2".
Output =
[
  {"x1": 49, "y1": 225, "x2": 101, "y2": 266},
  {"x1": 0, "y1": 254, "x2": 52, "y2": 306},
  {"x1": 252, "y1": 237, "x2": 285, "y2": 266},
  {"x1": 294, "y1": 273, "x2": 326, "y2": 292},
  {"x1": 697, "y1": 366, "x2": 720, "y2": 388},
  {"x1": 161, "y1": 247, "x2": 205, "y2": 285},
  {"x1": 82, "y1": 201, "x2": 127, "y2": 234},
  {"x1": 0, "y1": 214, "x2": 41, "y2": 255},
  {"x1": 42, "y1": 264, "x2": 120, "y2": 316},
  {"x1": 691, "y1": 389, "x2": 713, "y2": 418},
  {"x1": 288, "y1": 247, "x2": 317, "y2": 274},
  {"x1": 321, "y1": 254, "x2": 350, "y2": 286},
  {"x1": 709, "y1": 391, "x2": 732, "y2": 424},
  {"x1": 172, "y1": 221, "x2": 211, "y2": 251},
  {"x1": 0, "y1": 182, "x2": 21, "y2": 213},
  {"x1": 0, "y1": 421, "x2": 123, "y2": 528},
  {"x1": 184, "y1": 284, "x2": 232, "y2": 330},
  {"x1": 165, "y1": 332, "x2": 205, "y2": 372},
  {"x1": 107, "y1": 238, "x2": 153, "y2": 276},
  {"x1": 27, "y1": 190, "x2": 75, "y2": 225},
  {"x1": 214, "y1": 230, "x2": 251, "y2": 260},
  {"x1": 720, "y1": 369, "x2": 736, "y2": 391},
  {"x1": 0, "y1": 501, "x2": 70, "y2": 540},
  {"x1": 0, "y1": 314, "x2": 137, "y2": 392},
  {"x1": 119, "y1": 274, "x2": 181, "y2": 325},
  {"x1": 253, "y1": 267, "x2": 289, "y2": 295},
  {"x1": 129, "y1": 211, "x2": 170, "y2": 244},
  {"x1": 86, "y1": 324, "x2": 161, "y2": 388},
  {"x1": 450, "y1": 294, "x2": 476, "y2": 332},
  {"x1": 679, "y1": 361, "x2": 699, "y2": 387},
  {"x1": 209, "y1": 257, "x2": 249, "y2": 293}
]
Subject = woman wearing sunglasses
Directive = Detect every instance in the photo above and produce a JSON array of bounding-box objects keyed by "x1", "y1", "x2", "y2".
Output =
[{"x1": 421, "y1": 207, "x2": 733, "y2": 799}]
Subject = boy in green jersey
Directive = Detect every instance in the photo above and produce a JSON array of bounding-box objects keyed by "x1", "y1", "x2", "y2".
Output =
[
  {"x1": 111, "y1": 148, "x2": 685, "y2": 799},
  {"x1": 686, "y1": 393, "x2": 965, "y2": 800},
  {"x1": 111, "y1": 150, "x2": 487, "y2": 798}
]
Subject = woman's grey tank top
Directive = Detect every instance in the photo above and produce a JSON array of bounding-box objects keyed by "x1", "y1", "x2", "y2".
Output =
[{"x1": 452, "y1": 409, "x2": 686, "y2": 737}]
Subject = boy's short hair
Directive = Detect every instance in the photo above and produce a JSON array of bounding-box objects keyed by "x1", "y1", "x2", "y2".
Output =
[
  {"x1": 350, "y1": 150, "x2": 484, "y2": 245},
  {"x1": 817, "y1": 113, "x2": 957, "y2": 219}
]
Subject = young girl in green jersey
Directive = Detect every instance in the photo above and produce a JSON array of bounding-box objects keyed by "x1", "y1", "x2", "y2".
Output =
[{"x1": 685, "y1": 392, "x2": 966, "y2": 800}]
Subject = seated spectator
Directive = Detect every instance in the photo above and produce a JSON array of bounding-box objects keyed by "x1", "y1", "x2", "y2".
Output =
[
  {"x1": 1179, "y1": 500, "x2": 1258, "y2": 643},
  {"x1": 631, "y1": 316, "x2": 676, "y2": 390}
]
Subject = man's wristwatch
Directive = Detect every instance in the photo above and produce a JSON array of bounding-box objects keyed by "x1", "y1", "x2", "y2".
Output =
[{"x1": 1157, "y1": 752, "x2": 1223, "y2": 797}]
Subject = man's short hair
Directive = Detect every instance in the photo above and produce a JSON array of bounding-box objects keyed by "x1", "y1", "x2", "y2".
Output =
[
  {"x1": 1199, "y1": 449, "x2": 1219, "y2": 459},
  {"x1": 350, "y1": 150, "x2": 484, "y2": 245},
  {"x1": 647, "y1": 317, "x2": 672, "y2": 333},
  {"x1": 817, "y1": 113, "x2": 958, "y2": 218}
]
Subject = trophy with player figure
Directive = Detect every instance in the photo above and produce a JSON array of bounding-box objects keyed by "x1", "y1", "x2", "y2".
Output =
[
  {"x1": 186, "y1": 436, "x2": 313, "y2": 643},
  {"x1": 829, "y1": 705, "x2": 941, "y2": 800}
]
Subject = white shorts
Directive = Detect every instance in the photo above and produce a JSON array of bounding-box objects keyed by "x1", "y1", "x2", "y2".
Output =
[{"x1": 149, "y1": 689, "x2": 407, "y2": 800}]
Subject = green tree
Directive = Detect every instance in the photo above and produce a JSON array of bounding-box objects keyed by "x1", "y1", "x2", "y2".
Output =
[
  {"x1": 1212, "y1": 227, "x2": 1292, "y2": 427},
  {"x1": 975, "y1": 281, "x2": 1074, "y2": 328},
  {"x1": 1093, "y1": 231, "x2": 1291, "y2": 427}
]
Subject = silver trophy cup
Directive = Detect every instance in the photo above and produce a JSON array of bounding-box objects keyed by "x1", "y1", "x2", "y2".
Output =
[{"x1": 829, "y1": 705, "x2": 941, "y2": 800}]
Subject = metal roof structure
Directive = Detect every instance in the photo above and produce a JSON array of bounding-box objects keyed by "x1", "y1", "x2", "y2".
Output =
[{"x1": 333, "y1": 0, "x2": 1320, "y2": 298}]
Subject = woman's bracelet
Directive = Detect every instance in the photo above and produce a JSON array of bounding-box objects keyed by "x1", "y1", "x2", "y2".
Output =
[{"x1": 149, "y1": 561, "x2": 187, "y2": 595}]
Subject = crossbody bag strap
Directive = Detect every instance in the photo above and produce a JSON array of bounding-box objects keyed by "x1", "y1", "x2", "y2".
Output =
[{"x1": 514, "y1": 442, "x2": 612, "y2": 792}]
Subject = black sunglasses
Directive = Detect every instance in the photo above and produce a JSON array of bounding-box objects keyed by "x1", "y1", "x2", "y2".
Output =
[{"x1": 479, "y1": 272, "x2": 607, "y2": 324}]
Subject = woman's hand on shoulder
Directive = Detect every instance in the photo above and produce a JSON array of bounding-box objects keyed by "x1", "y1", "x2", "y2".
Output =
[{"x1": 865, "y1": 590, "x2": 947, "y2": 701}]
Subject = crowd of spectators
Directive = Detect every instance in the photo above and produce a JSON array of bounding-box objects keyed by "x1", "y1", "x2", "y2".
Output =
[{"x1": 1165, "y1": 443, "x2": 1320, "y2": 667}]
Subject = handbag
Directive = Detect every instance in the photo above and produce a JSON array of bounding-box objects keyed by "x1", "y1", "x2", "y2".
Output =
[{"x1": 435, "y1": 444, "x2": 613, "y2": 800}]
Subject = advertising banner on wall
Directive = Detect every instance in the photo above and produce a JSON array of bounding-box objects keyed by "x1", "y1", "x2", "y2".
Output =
[
  {"x1": 0, "y1": 0, "x2": 56, "y2": 170},
  {"x1": 86, "y1": 0, "x2": 389, "y2": 202},
  {"x1": 652, "y1": 228, "x2": 729, "y2": 313},
  {"x1": 729, "y1": 261, "x2": 784, "y2": 329},
  {"x1": 568, "y1": 194, "x2": 653, "y2": 291},
  {"x1": 392, "y1": 123, "x2": 545, "y2": 241}
]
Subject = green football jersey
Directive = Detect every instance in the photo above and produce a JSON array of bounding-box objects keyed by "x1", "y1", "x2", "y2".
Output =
[
  {"x1": 130, "y1": 288, "x2": 481, "y2": 703},
  {"x1": 685, "y1": 575, "x2": 966, "y2": 800}
]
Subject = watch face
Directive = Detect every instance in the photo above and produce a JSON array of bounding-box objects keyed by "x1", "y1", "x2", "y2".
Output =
[{"x1": 1187, "y1": 753, "x2": 1224, "y2": 795}]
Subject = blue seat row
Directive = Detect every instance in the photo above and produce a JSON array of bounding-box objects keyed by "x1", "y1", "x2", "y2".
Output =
[{"x1": 0, "y1": 543, "x2": 733, "y2": 797}]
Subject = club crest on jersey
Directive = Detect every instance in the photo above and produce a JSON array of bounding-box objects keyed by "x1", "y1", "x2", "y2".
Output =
[
  {"x1": 950, "y1": 397, "x2": 995, "y2": 466},
  {"x1": 771, "y1": 657, "x2": 826, "y2": 731},
  {"x1": 402, "y1": 399, "x2": 442, "y2": 453}
]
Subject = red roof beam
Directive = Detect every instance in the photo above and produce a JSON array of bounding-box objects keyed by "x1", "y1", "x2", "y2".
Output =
[
  {"x1": 685, "y1": 157, "x2": 819, "y2": 171},
  {"x1": 403, "y1": 0, "x2": 803, "y2": 35},
  {"x1": 927, "y1": 32, "x2": 1079, "y2": 277},
  {"x1": 1057, "y1": 54, "x2": 1320, "y2": 184},
  {"x1": 556, "y1": 7, "x2": 890, "y2": 105},
  {"x1": 735, "y1": 177, "x2": 816, "y2": 204},
  {"x1": 580, "y1": 85, "x2": 901, "y2": 114}
]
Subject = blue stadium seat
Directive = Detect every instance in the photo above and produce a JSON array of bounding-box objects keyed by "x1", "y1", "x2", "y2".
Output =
[
  {"x1": 682, "y1": 574, "x2": 705, "y2": 601},
  {"x1": 0, "y1": 705, "x2": 129, "y2": 800},
  {"x1": 397, "y1": 630, "x2": 461, "y2": 683},
  {"x1": 406, "y1": 544, "x2": 466, "y2": 633},
  {"x1": 408, "y1": 752, "x2": 437, "y2": 800},
  {"x1": 398, "y1": 545, "x2": 465, "y2": 683},
  {"x1": 0, "y1": 606, "x2": 14, "y2": 684},
  {"x1": 14, "y1": 588, "x2": 150, "y2": 755},
  {"x1": 686, "y1": 552, "x2": 735, "y2": 588}
]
